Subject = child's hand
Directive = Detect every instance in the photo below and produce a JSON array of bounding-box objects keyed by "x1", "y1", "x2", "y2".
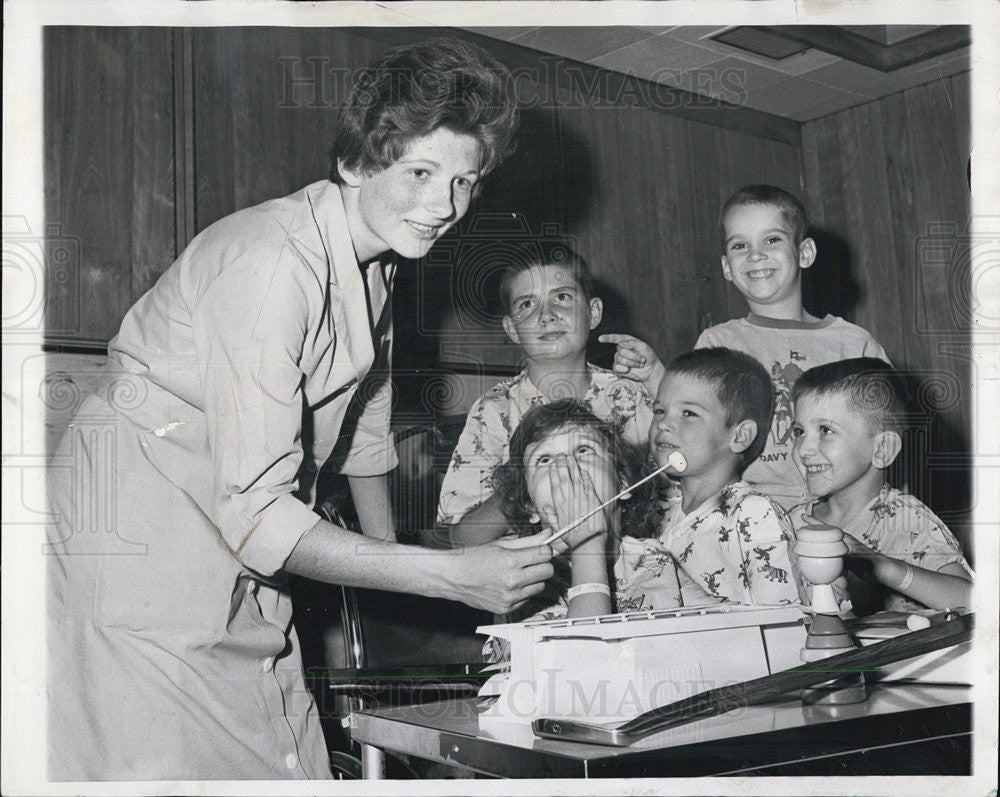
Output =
[
  {"x1": 795, "y1": 511, "x2": 874, "y2": 561},
  {"x1": 599, "y1": 334, "x2": 664, "y2": 388},
  {"x1": 793, "y1": 508, "x2": 825, "y2": 530},
  {"x1": 842, "y1": 531, "x2": 878, "y2": 559},
  {"x1": 538, "y1": 454, "x2": 611, "y2": 551}
]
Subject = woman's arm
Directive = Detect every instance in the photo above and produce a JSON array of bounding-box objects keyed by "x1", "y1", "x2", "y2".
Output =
[{"x1": 285, "y1": 518, "x2": 555, "y2": 615}]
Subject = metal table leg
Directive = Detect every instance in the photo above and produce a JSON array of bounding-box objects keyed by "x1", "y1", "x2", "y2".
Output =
[{"x1": 361, "y1": 742, "x2": 386, "y2": 779}]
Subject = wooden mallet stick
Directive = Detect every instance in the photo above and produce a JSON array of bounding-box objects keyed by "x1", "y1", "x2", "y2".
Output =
[{"x1": 541, "y1": 450, "x2": 687, "y2": 547}]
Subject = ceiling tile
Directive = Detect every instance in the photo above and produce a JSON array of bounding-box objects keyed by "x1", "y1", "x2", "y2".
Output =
[
  {"x1": 799, "y1": 59, "x2": 893, "y2": 98},
  {"x1": 663, "y1": 27, "x2": 842, "y2": 76},
  {"x1": 506, "y1": 26, "x2": 659, "y2": 63},
  {"x1": 466, "y1": 28, "x2": 541, "y2": 44},
  {"x1": 656, "y1": 26, "x2": 731, "y2": 44},
  {"x1": 588, "y1": 34, "x2": 723, "y2": 77},
  {"x1": 739, "y1": 76, "x2": 838, "y2": 117},
  {"x1": 689, "y1": 55, "x2": 791, "y2": 97},
  {"x1": 463, "y1": 26, "x2": 970, "y2": 123}
]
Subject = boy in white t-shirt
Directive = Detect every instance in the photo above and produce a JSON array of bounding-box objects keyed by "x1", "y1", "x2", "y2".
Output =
[{"x1": 603, "y1": 184, "x2": 888, "y2": 509}]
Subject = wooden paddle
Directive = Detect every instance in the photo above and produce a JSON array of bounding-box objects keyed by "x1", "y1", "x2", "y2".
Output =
[{"x1": 532, "y1": 612, "x2": 973, "y2": 746}]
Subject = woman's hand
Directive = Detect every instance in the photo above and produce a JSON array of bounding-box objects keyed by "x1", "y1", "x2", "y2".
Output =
[
  {"x1": 537, "y1": 454, "x2": 611, "y2": 551},
  {"x1": 599, "y1": 333, "x2": 665, "y2": 392},
  {"x1": 438, "y1": 536, "x2": 555, "y2": 615}
]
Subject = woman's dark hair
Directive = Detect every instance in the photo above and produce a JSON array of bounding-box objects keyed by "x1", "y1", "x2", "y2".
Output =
[
  {"x1": 491, "y1": 399, "x2": 654, "y2": 538},
  {"x1": 329, "y1": 38, "x2": 518, "y2": 185}
]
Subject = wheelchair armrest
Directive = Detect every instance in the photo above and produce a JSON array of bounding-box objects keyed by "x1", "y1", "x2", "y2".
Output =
[{"x1": 321, "y1": 662, "x2": 490, "y2": 698}]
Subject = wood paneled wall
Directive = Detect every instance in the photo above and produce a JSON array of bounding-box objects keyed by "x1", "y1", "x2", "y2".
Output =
[
  {"x1": 801, "y1": 73, "x2": 973, "y2": 546},
  {"x1": 551, "y1": 84, "x2": 803, "y2": 362},
  {"x1": 44, "y1": 28, "x2": 177, "y2": 344},
  {"x1": 44, "y1": 26, "x2": 803, "y2": 361}
]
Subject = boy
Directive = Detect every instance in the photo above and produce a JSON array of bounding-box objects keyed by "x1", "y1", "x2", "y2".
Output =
[
  {"x1": 439, "y1": 242, "x2": 654, "y2": 545},
  {"x1": 651, "y1": 347, "x2": 801, "y2": 607},
  {"x1": 603, "y1": 184, "x2": 889, "y2": 509},
  {"x1": 790, "y1": 358, "x2": 972, "y2": 612}
]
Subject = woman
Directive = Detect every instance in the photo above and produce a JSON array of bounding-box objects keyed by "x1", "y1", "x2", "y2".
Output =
[{"x1": 46, "y1": 39, "x2": 553, "y2": 781}]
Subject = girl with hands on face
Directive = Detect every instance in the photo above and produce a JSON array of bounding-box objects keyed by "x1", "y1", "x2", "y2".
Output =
[
  {"x1": 491, "y1": 400, "x2": 682, "y2": 626},
  {"x1": 535, "y1": 448, "x2": 617, "y2": 617}
]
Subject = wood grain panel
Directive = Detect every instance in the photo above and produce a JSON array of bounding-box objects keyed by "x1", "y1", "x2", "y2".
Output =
[
  {"x1": 541, "y1": 79, "x2": 802, "y2": 366},
  {"x1": 801, "y1": 73, "x2": 973, "y2": 551},
  {"x1": 44, "y1": 27, "x2": 176, "y2": 344},
  {"x1": 192, "y1": 27, "x2": 387, "y2": 232},
  {"x1": 130, "y1": 28, "x2": 177, "y2": 299}
]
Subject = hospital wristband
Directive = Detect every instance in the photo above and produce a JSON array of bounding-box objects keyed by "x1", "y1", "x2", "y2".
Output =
[
  {"x1": 567, "y1": 582, "x2": 611, "y2": 601},
  {"x1": 896, "y1": 564, "x2": 915, "y2": 592}
]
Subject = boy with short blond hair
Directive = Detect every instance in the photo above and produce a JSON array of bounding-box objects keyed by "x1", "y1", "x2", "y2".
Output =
[
  {"x1": 790, "y1": 358, "x2": 972, "y2": 612},
  {"x1": 604, "y1": 184, "x2": 888, "y2": 509},
  {"x1": 439, "y1": 241, "x2": 655, "y2": 545}
]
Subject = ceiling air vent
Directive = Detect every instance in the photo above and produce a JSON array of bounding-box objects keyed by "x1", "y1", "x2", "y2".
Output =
[{"x1": 711, "y1": 26, "x2": 809, "y2": 60}]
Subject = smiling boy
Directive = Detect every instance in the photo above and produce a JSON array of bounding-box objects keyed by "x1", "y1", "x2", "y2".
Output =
[
  {"x1": 650, "y1": 347, "x2": 802, "y2": 607},
  {"x1": 439, "y1": 243, "x2": 655, "y2": 545},
  {"x1": 790, "y1": 358, "x2": 972, "y2": 612}
]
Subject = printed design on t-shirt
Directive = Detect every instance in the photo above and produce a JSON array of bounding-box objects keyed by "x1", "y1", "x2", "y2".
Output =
[
  {"x1": 862, "y1": 488, "x2": 960, "y2": 565},
  {"x1": 769, "y1": 360, "x2": 806, "y2": 448},
  {"x1": 738, "y1": 555, "x2": 752, "y2": 590},
  {"x1": 676, "y1": 540, "x2": 694, "y2": 563},
  {"x1": 736, "y1": 516, "x2": 753, "y2": 544}
]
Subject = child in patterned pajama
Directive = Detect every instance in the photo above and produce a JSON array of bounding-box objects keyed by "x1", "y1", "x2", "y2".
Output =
[
  {"x1": 650, "y1": 348, "x2": 804, "y2": 606},
  {"x1": 789, "y1": 358, "x2": 973, "y2": 612},
  {"x1": 482, "y1": 400, "x2": 681, "y2": 662}
]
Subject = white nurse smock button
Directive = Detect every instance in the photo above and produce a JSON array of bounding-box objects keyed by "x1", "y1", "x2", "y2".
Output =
[
  {"x1": 260, "y1": 657, "x2": 274, "y2": 672},
  {"x1": 285, "y1": 753, "x2": 298, "y2": 769}
]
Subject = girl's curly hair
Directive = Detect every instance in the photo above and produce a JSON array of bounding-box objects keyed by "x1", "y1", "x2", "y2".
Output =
[{"x1": 491, "y1": 399, "x2": 654, "y2": 538}]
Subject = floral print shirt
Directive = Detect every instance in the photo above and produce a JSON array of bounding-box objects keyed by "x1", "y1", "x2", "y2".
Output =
[
  {"x1": 660, "y1": 481, "x2": 803, "y2": 606},
  {"x1": 791, "y1": 484, "x2": 973, "y2": 612},
  {"x1": 437, "y1": 365, "x2": 654, "y2": 524}
]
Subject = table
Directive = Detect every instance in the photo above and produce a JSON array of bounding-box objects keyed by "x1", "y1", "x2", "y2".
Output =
[{"x1": 349, "y1": 683, "x2": 970, "y2": 778}]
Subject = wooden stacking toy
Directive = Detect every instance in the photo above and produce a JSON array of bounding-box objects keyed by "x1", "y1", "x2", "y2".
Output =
[{"x1": 795, "y1": 523, "x2": 867, "y2": 704}]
